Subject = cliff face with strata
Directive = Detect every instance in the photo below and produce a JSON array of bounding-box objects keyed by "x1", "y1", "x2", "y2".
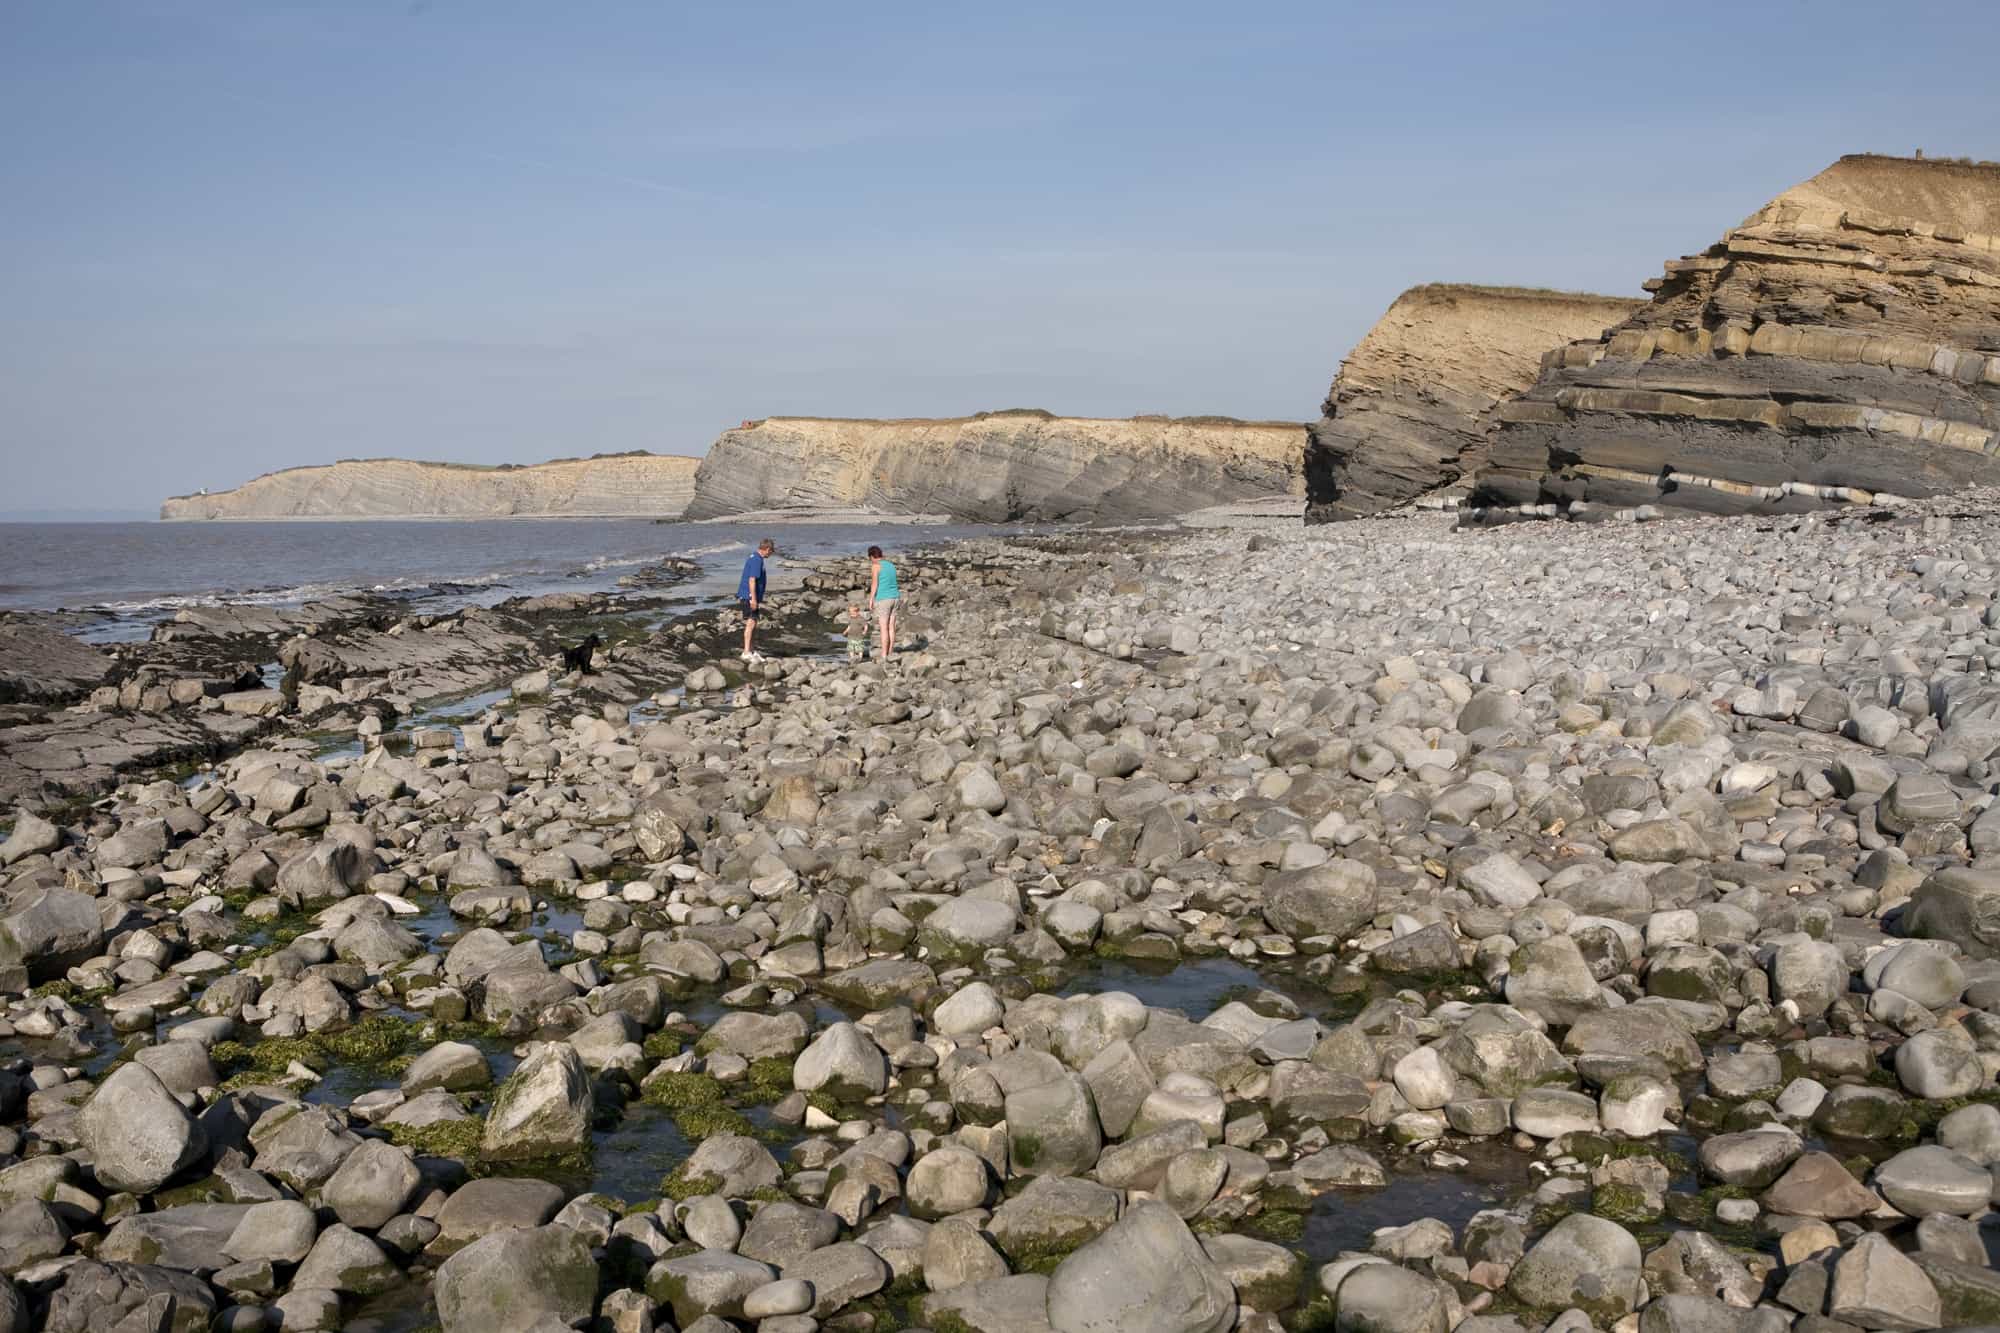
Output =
[
  {"x1": 160, "y1": 454, "x2": 700, "y2": 520},
  {"x1": 1304, "y1": 286, "x2": 1642, "y2": 522},
  {"x1": 682, "y1": 411, "x2": 1304, "y2": 522},
  {"x1": 1478, "y1": 155, "x2": 2000, "y2": 516}
]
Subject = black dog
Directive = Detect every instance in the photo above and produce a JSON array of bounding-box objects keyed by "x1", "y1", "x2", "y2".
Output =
[{"x1": 561, "y1": 633, "x2": 602, "y2": 676}]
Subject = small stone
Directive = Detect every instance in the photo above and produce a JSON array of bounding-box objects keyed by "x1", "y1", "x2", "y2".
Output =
[{"x1": 793, "y1": 1022, "x2": 888, "y2": 1098}]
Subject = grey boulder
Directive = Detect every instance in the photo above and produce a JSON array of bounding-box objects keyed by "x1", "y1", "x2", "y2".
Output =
[
  {"x1": 919, "y1": 897, "x2": 1019, "y2": 961},
  {"x1": 78, "y1": 1063, "x2": 207, "y2": 1193},
  {"x1": 435, "y1": 1224, "x2": 598, "y2": 1333},
  {"x1": 401, "y1": 1040, "x2": 492, "y2": 1094},
  {"x1": 1896, "y1": 1027, "x2": 1986, "y2": 1099},
  {"x1": 1872, "y1": 1145, "x2": 1994, "y2": 1218},
  {"x1": 1828, "y1": 1231, "x2": 1940, "y2": 1331},
  {"x1": 290, "y1": 1222, "x2": 401, "y2": 1294},
  {"x1": 322, "y1": 1139, "x2": 422, "y2": 1230},
  {"x1": 223, "y1": 1199, "x2": 318, "y2": 1265},
  {"x1": 0, "y1": 812, "x2": 59, "y2": 867},
  {"x1": 1045, "y1": 1201, "x2": 1233, "y2": 1333},
  {"x1": 1327, "y1": 1261, "x2": 1450, "y2": 1333},
  {"x1": 1262, "y1": 860, "x2": 1377, "y2": 941},
  {"x1": 908, "y1": 1144, "x2": 995, "y2": 1219},
  {"x1": 1005, "y1": 1071, "x2": 1103, "y2": 1177},
  {"x1": 1503, "y1": 935, "x2": 1605, "y2": 1025},
  {"x1": 1506, "y1": 1212, "x2": 1643, "y2": 1319},
  {"x1": 275, "y1": 840, "x2": 368, "y2": 907},
  {"x1": 43, "y1": 1260, "x2": 215, "y2": 1333},
  {"x1": 647, "y1": 1249, "x2": 778, "y2": 1327},
  {"x1": 480, "y1": 1041, "x2": 593, "y2": 1160},
  {"x1": 792, "y1": 1021, "x2": 888, "y2": 1099},
  {"x1": 1905, "y1": 867, "x2": 2000, "y2": 960},
  {"x1": 0, "y1": 887, "x2": 104, "y2": 982}
]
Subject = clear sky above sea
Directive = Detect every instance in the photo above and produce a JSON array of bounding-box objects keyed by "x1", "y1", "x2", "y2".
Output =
[{"x1": 3, "y1": 1, "x2": 1997, "y2": 515}]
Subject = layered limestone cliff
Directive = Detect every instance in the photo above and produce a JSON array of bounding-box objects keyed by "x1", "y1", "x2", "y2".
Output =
[
  {"x1": 1304, "y1": 286, "x2": 1642, "y2": 522},
  {"x1": 1478, "y1": 154, "x2": 2000, "y2": 516},
  {"x1": 161, "y1": 453, "x2": 700, "y2": 520},
  {"x1": 682, "y1": 411, "x2": 1304, "y2": 522}
]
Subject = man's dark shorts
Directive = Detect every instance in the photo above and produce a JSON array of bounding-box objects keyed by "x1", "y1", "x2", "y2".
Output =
[{"x1": 740, "y1": 599, "x2": 762, "y2": 621}]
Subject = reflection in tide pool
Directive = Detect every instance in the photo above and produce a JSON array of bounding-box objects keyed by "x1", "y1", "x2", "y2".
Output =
[
  {"x1": 1302, "y1": 1148, "x2": 1530, "y2": 1262},
  {"x1": 1056, "y1": 956, "x2": 1332, "y2": 1021}
]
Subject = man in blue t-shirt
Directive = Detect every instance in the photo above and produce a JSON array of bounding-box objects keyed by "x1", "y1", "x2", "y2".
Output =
[{"x1": 737, "y1": 538, "x2": 776, "y2": 662}]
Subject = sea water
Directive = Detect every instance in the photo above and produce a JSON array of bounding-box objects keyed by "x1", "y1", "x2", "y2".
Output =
[{"x1": 0, "y1": 518, "x2": 1013, "y2": 641}]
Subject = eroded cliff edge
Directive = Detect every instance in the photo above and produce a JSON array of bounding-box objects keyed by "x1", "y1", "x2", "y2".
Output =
[
  {"x1": 1478, "y1": 154, "x2": 2000, "y2": 516},
  {"x1": 682, "y1": 411, "x2": 1304, "y2": 522},
  {"x1": 1304, "y1": 285, "x2": 1641, "y2": 523},
  {"x1": 160, "y1": 453, "x2": 701, "y2": 520}
]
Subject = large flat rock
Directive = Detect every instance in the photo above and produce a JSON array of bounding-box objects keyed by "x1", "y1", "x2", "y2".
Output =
[
  {"x1": 0, "y1": 708, "x2": 267, "y2": 811},
  {"x1": 0, "y1": 619, "x2": 114, "y2": 706}
]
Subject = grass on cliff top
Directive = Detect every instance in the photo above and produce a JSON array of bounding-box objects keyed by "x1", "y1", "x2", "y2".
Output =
[
  {"x1": 1837, "y1": 150, "x2": 2000, "y2": 172},
  {"x1": 161, "y1": 450, "x2": 692, "y2": 501},
  {"x1": 1395, "y1": 282, "x2": 1646, "y2": 307},
  {"x1": 743, "y1": 408, "x2": 1303, "y2": 429}
]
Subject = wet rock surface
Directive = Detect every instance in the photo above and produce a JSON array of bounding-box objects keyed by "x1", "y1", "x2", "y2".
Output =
[
  {"x1": 0, "y1": 575, "x2": 766, "y2": 812},
  {"x1": 1, "y1": 500, "x2": 1999, "y2": 1330},
  {"x1": 0, "y1": 621, "x2": 114, "y2": 708}
]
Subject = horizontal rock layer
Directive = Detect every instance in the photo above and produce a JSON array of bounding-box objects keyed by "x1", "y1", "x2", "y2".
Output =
[
  {"x1": 1304, "y1": 285, "x2": 1641, "y2": 523},
  {"x1": 682, "y1": 411, "x2": 1304, "y2": 522},
  {"x1": 160, "y1": 454, "x2": 700, "y2": 521},
  {"x1": 1478, "y1": 154, "x2": 2000, "y2": 515}
]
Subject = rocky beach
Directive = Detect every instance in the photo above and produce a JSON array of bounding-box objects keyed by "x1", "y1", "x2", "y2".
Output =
[
  {"x1": 2, "y1": 482, "x2": 2000, "y2": 1332},
  {"x1": 12, "y1": 0, "x2": 2000, "y2": 1325}
]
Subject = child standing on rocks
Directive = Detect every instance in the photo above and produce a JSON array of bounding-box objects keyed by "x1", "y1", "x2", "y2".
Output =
[{"x1": 843, "y1": 604, "x2": 868, "y2": 663}]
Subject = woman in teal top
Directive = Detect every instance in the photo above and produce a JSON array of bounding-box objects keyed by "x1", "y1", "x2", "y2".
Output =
[{"x1": 867, "y1": 545, "x2": 900, "y2": 660}]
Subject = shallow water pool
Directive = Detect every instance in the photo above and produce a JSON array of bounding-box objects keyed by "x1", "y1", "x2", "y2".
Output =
[
  {"x1": 1055, "y1": 956, "x2": 1334, "y2": 1021},
  {"x1": 1301, "y1": 1145, "x2": 1531, "y2": 1262}
]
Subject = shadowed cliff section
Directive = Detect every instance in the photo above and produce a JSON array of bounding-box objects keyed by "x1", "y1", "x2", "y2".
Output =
[
  {"x1": 161, "y1": 453, "x2": 701, "y2": 520},
  {"x1": 1304, "y1": 285, "x2": 1642, "y2": 523},
  {"x1": 1478, "y1": 154, "x2": 2000, "y2": 516},
  {"x1": 682, "y1": 410, "x2": 1305, "y2": 522}
]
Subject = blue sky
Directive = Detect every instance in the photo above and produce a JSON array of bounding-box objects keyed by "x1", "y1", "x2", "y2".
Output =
[{"x1": 3, "y1": 1, "x2": 1996, "y2": 514}]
